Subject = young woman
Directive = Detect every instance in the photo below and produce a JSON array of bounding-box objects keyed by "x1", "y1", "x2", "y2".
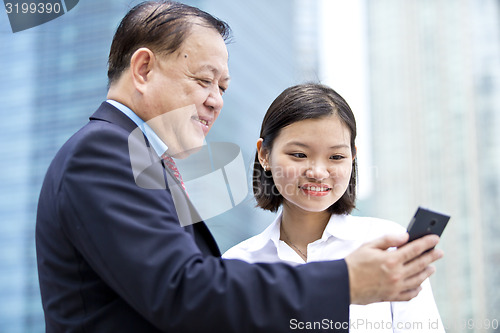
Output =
[{"x1": 223, "y1": 83, "x2": 445, "y2": 332}]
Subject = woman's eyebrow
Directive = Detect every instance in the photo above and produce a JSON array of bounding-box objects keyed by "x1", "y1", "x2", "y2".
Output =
[
  {"x1": 285, "y1": 141, "x2": 309, "y2": 148},
  {"x1": 285, "y1": 141, "x2": 350, "y2": 149}
]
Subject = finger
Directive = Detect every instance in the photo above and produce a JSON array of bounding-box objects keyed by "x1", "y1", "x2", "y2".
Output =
[
  {"x1": 399, "y1": 250, "x2": 441, "y2": 285},
  {"x1": 402, "y1": 265, "x2": 436, "y2": 292},
  {"x1": 406, "y1": 247, "x2": 444, "y2": 267},
  {"x1": 403, "y1": 248, "x2": 443, "y2": 279},
  {"x1": 397, "y1": 234, "x2": 440, "y2": 263},
  {"x1": 393, "y1": 286, "x2": 423, "y2": 302},
  {"x1": 368, "y1": 233, "x2": 409, "y2": 251}
]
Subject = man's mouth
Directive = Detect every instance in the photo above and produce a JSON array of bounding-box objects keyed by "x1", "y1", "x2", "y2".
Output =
[
  {"x1": 192, "y1": 116, "x2": 211, "y2": 134},
  {"x1": 192, "y1": 116, "x2": 209, "y2": 125}
]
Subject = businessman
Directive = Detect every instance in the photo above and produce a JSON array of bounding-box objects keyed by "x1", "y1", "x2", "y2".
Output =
[{"x1": 36, "y1": 1, "x2": 443, "y2": 332}]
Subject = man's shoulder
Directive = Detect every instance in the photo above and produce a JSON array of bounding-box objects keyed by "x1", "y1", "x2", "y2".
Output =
[
  {"x1": 60, "y1": 103, "x2": 138, "y2": 156},
  {"x1": 52, "y1": 117, "x2": 128, "y2": 168},
  {"x1": 59, "y1": 101, "x2": 137, "y2": 148},
  {"x1": 44, "y1": 103, "x2": 139, "y2": 188}
]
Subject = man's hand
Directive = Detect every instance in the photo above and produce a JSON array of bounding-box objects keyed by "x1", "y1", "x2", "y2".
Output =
[{"x1": 345, "y1": 233, "x2": 443, "y2": 305}]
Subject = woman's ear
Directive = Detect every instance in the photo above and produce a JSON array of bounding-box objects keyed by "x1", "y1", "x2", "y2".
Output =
[{"x1": 256, "y1": 138, "x2": 270, "y2": 170}]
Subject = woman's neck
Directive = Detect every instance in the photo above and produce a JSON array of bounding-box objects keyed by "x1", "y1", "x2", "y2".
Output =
[{"x1": 280, "y1": 203, "x2": 331, "y2": 250}]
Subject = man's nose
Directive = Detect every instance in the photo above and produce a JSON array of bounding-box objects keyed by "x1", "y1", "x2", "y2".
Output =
[{"x1": 205, "y1": 87, "x2": 224, "y2": 113}]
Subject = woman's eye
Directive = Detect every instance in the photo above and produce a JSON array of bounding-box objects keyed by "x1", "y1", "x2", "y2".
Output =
[
  {"x1": 290, "y1": 153, "x2": 307, "y2": 158},
  {"x1": 330, "y1": 155, "x2": 345, "y2": 160}
]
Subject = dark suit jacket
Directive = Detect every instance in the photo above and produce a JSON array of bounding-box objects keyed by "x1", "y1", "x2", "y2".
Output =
[{"x1": 36, "y1": 102, "x2": 350, "y2": 332}]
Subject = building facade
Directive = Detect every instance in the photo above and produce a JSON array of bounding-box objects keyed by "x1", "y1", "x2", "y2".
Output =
[
  {"x1": 0, "y1": 0, "x2": 321, "y2": 331},
  {"x1": 364, "y1": 0, "x2": 500, "y2": 330}
]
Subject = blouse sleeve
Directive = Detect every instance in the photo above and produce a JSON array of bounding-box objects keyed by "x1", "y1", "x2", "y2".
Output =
[{"x1": 391, "y1": 278, "x2": 445, "y2": 332}]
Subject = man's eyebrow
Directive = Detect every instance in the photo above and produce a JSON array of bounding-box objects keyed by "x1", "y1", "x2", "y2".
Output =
[{"x1": 197, "y1": 65, "x2": 231, "y2": 82}]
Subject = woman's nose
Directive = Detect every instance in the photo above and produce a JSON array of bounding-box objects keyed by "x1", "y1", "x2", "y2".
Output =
[{"x1": 305, "y1": 162, "x2": 329, "y2": 180}]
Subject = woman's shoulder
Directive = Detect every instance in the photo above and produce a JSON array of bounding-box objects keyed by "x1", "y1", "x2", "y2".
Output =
[
  {"x1": 223, "y1": 234, "x2": 262, "y2": 260},
  {"x1": 343, "y1": 215, "x2": 406, "y2": 241},
  {"x1": 222, "y1": 217, "x2": 281, "y2": 262}
]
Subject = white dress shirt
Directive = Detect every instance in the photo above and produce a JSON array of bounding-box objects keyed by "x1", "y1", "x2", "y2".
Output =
[{"x1": 223, "y1": 213, "x2": 445, "y2": 332}]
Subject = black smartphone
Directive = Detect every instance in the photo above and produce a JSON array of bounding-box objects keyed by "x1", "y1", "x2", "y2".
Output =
[{"x1": 407, "y1": 207, "x2": 450, "y2": 242}]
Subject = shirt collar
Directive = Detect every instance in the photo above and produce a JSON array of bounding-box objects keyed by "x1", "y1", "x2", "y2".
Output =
[
  {"x1": 238, "y1": 213, "x2": 282, "y2": 253},
  {"x1": 106, "y1": 100, "x2": 168, "y2": 158},
  {"x1": 323, "y1": 214, "x2": 360, "y2": 241},
  {"x1": 239, "y1": 211, "x2": 363, "y2": 255},
  {"x1": 271, "y1": 212, "x2": 360, "y2": 242}
]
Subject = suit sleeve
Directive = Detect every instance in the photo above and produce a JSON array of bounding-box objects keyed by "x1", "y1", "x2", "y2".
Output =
[{"x1": 58, "y1": 124, "x2": 350, "y2": 332}]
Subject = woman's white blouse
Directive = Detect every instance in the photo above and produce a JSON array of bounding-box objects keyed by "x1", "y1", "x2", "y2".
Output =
[{"x1": 223, "y1": 213, "x2": 445, "y2": 333}]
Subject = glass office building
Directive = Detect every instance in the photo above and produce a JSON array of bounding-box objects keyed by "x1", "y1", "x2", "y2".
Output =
[
  {"x1": 364, "y1": 0, "x2": 500, "y2": 330},
  {"x1": 0, "y1": 29, "x2": 37, "y2": 332},
  {"x1": 0, "y1": 0, "x2": 320, "y2": 331},
  {"x1": 194, "y1": 0, "x2": 321, "y2": 251},
  {"x1": 1, "y1": 2, "x2": 129, "y2": 331},
  {"x1": 6, "y1": 0, "x2": 498, "y2": 331}
]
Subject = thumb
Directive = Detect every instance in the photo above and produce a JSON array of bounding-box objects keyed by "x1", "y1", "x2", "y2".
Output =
[{"x1": 368, "y1": 233, "x2": 409, "y2": 250}]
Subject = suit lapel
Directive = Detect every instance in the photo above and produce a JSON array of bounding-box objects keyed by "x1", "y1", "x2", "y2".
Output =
[
  {"x1": 192, "y1": 222, "x2": 221, "y2": 257},
  {"x1": 90, "y1": 102, "x2": 221, "y2": 257},
  {"x1": 90, "y1": 102, "x2": 138, "y2": 133},
  {"x1": 164, "y1": 169, "x2": 221, "y2": 256}
]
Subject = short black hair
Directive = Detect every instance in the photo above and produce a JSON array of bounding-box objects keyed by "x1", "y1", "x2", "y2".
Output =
[
  {"x1": 107, "y1": 0, "x2": 231, "y2": 85},
  {"x1": 253, "y1": 83, "x2": 358, "y2": 214}
]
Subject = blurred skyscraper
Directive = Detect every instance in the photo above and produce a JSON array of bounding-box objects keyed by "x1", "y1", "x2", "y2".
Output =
[
  {"x1": 0, "y1": 0, "x2": 321, "y2": 331},
  {"x1": 1, "y1": 2, "x2": 129, "y2": 331},
  {"x1": 0, "y1": 27, "x2": 37, "y2": 333},
  {"x1": 4, "y1": 0, "x2": 498, "y2": 331},
  {"x1": 195, "y1": 0, "x2": 322, "y2": 252},
  {"x1": 364, "y1": 0, "x2": 500, "y2": 330}
]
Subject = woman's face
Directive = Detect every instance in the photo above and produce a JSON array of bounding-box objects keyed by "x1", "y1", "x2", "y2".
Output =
[{"x1": 259, "y1": 115, "x2": 354, "y2": 213}]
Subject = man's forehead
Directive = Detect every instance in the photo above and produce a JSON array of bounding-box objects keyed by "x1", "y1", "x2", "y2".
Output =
[{"x1": 185, "y1": 22, "x2": 225, "y2": 42}]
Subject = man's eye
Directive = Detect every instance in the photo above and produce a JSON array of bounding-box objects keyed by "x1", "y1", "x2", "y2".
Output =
[
  {"x1": 198, "y1": 79, "x2": 211, "y2": 86},
  {"x1": 219, "y1": 86, "x2": 227, "y2": 94}
]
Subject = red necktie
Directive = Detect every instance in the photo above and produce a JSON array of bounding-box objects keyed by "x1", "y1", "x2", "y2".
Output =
[{"x1": 161, "y1": 153, "x2": 187, "y2": 194}]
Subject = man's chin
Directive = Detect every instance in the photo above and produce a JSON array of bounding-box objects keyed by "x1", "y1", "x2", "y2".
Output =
[{"x1": 169, "y1": 144, "x2": 204, "y2": 159}]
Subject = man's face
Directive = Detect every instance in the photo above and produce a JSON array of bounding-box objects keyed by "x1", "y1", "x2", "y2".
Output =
[{"x1": 143, "y1": 25, "x2": 230, "y2": 158}]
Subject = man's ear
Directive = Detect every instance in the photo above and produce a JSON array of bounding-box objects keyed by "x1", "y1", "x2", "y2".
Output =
[
  {"x1": 130, "y1": 47, "x2": 155, "y2": 93},
  {"x1": 256, "y1": 138, "x2": 270, "y2": 170}
]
